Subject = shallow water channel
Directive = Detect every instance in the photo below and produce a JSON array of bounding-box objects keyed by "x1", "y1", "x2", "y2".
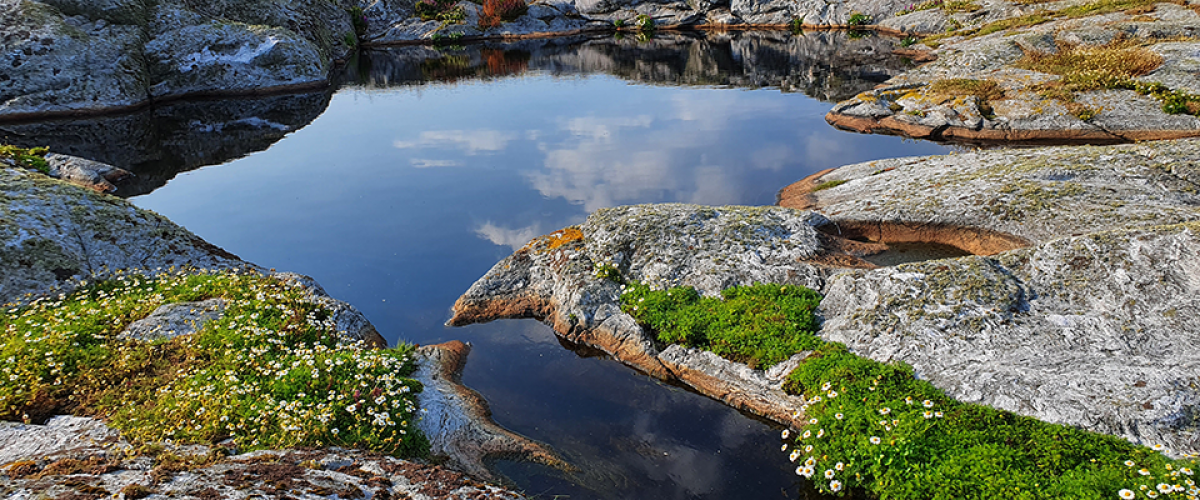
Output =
[{"x1": 3, "y1": 31, "x2": 953, "y2": 499}]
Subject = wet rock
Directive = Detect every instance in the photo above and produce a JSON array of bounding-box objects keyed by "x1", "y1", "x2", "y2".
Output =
[
  {"x1": 415, "y1": 341, "x2": 566, "y2": 480},
  {"x1": 450, "y1": 203, "x2": 873, "y2": 427}
]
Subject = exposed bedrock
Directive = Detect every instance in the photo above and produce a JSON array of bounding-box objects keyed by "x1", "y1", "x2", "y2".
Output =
[{"x1": 454, "y1": 140, "x2": 1200, "y2": 455}]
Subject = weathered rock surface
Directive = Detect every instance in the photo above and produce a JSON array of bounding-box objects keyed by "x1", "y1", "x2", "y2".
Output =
[
  {"x1": 779, "y1": 139, "x2": 1200, "y2": 248},
  {"x1": 0, "y1": 417, "x2": 526, "y2": 500},
  {"x1": 827, "y1": 3, "x2": 1200, "y2": 142},
  {"x1": 42, "y1": 154, "x2": 132, "y2": 193},
  {"x1": 449, "y1": 203, "x2": 876, "y2": 427},
  {"x1": 820, "y1": 223, "x2": 1200, "y2": 456},
  {"x1": 416, "y1": 341, "x2": 566, "y2": 480},
  {"x1": 0, "y1": 166, "x2": 249, "y2": 305},
  {"x1": 0, "y1": 0, "x2": 353, "y2": 120}
]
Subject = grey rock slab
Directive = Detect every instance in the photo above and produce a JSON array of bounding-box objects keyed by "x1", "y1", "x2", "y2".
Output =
[
  {"x1": 0, "y1": 416, "x2": 122, "y2": 464},
  {"x1": 0, "y1": 167, "x2": 252, "y2": 305},
  {"x1": 144, "y1": 21, "x2": 328, "y2": 99},
  {"x1": 0, "y1": 1, "x2": 149, "y2": 118},
  {"x1": 819, "y1": 222, "x2": 1200, "y2": 455},
  {"x1": 118, "y1": 298, "x2": 228, "y2": 341},
  {"x1": 787, "y1": 140, "x2": 1200, "y2": 246}
]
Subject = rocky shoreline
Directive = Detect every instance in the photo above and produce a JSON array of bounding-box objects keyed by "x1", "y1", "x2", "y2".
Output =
[{"x1": 451, "y1": 139, "x2": 1200, "y2": 457}]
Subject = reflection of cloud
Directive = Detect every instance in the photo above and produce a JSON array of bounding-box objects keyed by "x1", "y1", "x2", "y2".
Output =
[
  {"x1": 563, "y1": 115, "x2": 654, "y2": 142},
  {"x1": 410, "y1": 158, "x2": 463, "y2": 168},
  {"x1": 393, "y1": 129, "x2": 516, "y2": 154},
  {"x1": 530, "y1": 146, "x2": 677, "y2": 212},
  {"x1": 802, "y1": 132, "x2": 856, "y2": 168},
  {"x1": 671, "y1": 92, "x2": 776, "y2": 130},
  {"x1": 475, "y1": 221, "x2": 541, "y2": 251}
]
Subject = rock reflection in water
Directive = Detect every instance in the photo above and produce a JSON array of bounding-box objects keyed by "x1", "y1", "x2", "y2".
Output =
[
  {"x1": 352, "y1": 31, "x2": 914, "y2": 102},
  {"x1": 0, "y1": 92, "x2": 332, "y2": 197},
  {"x1": 0, "y1": 31, "x2": 914, "y2": 199}
]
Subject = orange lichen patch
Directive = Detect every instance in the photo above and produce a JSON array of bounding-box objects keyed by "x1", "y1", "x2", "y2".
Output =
[{"x1": 520, "y1": 227, "x2": 584, "y2": 254}]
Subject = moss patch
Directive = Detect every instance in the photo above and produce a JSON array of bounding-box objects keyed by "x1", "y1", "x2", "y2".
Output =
[
  {"x1": 0, "y1": 269, "x2": 428, "y2": 457},
  {"x1": 620, "y1": 282, "x2": 822, "y2": 369},
  {"x1": 0, "y1": 145, "x2": 50, "y2": 174},
  {"x1": 812, "y1": 179, "x2": 850, "y2": 192}
]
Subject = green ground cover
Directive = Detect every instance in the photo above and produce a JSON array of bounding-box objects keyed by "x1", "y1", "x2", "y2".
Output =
[
  {"x1": 1, "y1": 269, "x2": 428, "y2": 457},
  {"x1": 620, "y1": 281, "x2": 1198, "y2": 499}
]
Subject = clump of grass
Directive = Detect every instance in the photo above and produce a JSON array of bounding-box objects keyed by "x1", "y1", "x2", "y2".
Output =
[
  {"x1": 1016, "y1": 38, "x2": 1163, "y2": 91},
  {"x1": 783, "y1": 343, "x2": 1199, "y2": 499},
  {"x1": 897, "y1": 0, "x2": 981, "y2": 16},
  {"x1": 1131, "y1": 81, "x2": 1200, "y2": 115},
  {"x1": 0, "y1": 269, "x2": 428, "y2": 458},
  {"x1": 928, "y1": 78, "x2": 1006, "y2": 116},
  {"x1": 620, "y1": 282, "x2": 822, "y2": 369},
  {"x1": 811, "y1": 179, "x2": 850, "y2": 192},
  {"x1": 848, "y1": 11, "x2": 872, "y2": 25},
  {"x1": 0, "y1": 145, "x2": 50, "y2": 174},
  {"x1": 415, "y1": 0, "x2": 465, "y2": 22}
]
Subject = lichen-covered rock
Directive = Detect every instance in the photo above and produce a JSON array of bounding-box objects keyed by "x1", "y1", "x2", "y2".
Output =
[
  {"x1": 819, "y1": 222, "x2": 1200, "y2": 456},
  {"x1": 0, "y1": 0, "x2": 353, "y2": 120},
  {"x1": 827, "y1": 7, "x2": 1200, "y2": 142},
  {"x1": 779, "y1": 139, "x2": 1200, "y2": 248},
  {"x1": 0, "y1": 417, "x2": 527, "y2": 500},
  {"x1": 0, "y1": 167, "x2": 250, "y2": 305},
  {"x1": 450, "y1": 203, "x2": 865, "y2": 426}
]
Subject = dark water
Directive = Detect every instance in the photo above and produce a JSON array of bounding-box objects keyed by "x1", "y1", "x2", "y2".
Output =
[{"x1": 3, "y1": 32, "x2": 951, "y2": 499}]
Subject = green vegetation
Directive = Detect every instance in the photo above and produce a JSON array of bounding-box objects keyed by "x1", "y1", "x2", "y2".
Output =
[
  {"x1": 847, "y1": 11, "x2": 872, "y2": 26},
  {"x1": 897, "y1": 0, "x2": 981, "y2": 16},
  {"x1": 620, "y1": 282, "x2": 822, "y2": 369},
  {"x1": 924, "y1": 0, "x2": 1191, "y2": 47},
  {"x1": 636, "y1": 14, "x2": 655, "y2": 31},
  {"x1": 929, "y1": 78, "x2": 1006, "y2": 116},
  {"x1": 1013, "y1": 37, "x2": 1200, "y2": 116},
  {"x1": 0, "y1": 145, "x2": 50, "y2": 174},
  {"x1": 785, "y1": 343, "x2": 1197, "y2": 499},
  {"x1": 416, "y1": 0, "x2": 466, "y2": 23},
  {"x1": 620, "y1": 282, "x2": 1198, "y2": 499},
  {"x1": 790, "y1": 17, "x2": 805, "y2": 33},
  {"x1": 812, "y1": 179, "x2": 850, "y2": 192},
  {"x1": 0, "y1": 270, "x2": 428, "y2": 458}
]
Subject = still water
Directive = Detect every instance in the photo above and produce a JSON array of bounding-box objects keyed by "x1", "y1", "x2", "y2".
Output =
[{"x1": 3, "y1": 31, "x2": 951, "y2": 499}]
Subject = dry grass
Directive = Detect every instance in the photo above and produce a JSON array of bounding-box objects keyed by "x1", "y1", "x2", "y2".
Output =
[
  {"x1": 1016, "y1": 37, "x2": 1164, "y2": 91},
  {"x1": 929, "y1": 78, "x2": 1007, "y2": 100}
]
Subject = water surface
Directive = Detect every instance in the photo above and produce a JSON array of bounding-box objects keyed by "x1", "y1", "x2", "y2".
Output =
[{"x1": 3, "y1": 31, "x2": 951, "y2": 499}]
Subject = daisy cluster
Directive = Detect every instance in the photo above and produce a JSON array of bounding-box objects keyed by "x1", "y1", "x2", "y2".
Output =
[
  {"x1": 782, "y1": 343, "x2": 1199, "y2": 499},
  {"x1": 1, "y1": 269, "x2": 428, "y2": 458}
]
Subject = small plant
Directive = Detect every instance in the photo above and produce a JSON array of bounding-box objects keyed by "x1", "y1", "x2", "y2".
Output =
[
  {"x1": 479, "y1": 0, "x2": 527, "y2": 28},
  {"x1": 811, "y1": 179, "x2": 849, "y2": 192},
  {"x1": 929, "y1": 78, "x2": 1006, "y2": 116},
  {"x1": 416, "y1": 0, "x2": 465, "y2": 22},
  {"x1": 593, "y1": 263, "x2": 623, "y2": 284},
  {"x1": 636, "y1": 14, "x2": 655, "y2": 31},
  {"x1": 348, "y1": 6, "x2": 368, "y2": 37},
  {"x1": 847, "y1": 11, "x2": 871, "y2": 26},
  {"x1": 789, "y1": 16, "x2": 805, "y2": 33},
  {"x1": 900, "y1": 35, "x2": 918, "y2": 47},
  {"x1": 1067, "y1": 102, "x2": 1100, "y2": 120},
  {"x1": 343, "y1": 32, "x2": 357, "y2": 48},
  {"x1": 613, "y1": 18, "x2": 625, "y2": 27},
  {"x1": 0, "y1": 145, "x2": 50, "y2": 174}
]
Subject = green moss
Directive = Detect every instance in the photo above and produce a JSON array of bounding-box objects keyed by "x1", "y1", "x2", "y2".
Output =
[
  {"x1": 620, "y1": 282, "x2": 822, "y2": 369},
  {"x1": 0, "y1": 270, "x2": 428, "y2": 457},
  {"x1": 0, "y1": 145, "x2": 51, "y2": 174},
  {"x1": 783, "y1": 343, "x2": 1196, "y2": 499},
  {"x1": 812, "y1": 179, "x2": 850, "y2": 192}
]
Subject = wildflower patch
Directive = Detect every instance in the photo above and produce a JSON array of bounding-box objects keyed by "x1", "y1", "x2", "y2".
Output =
[
  {"x1": 0, "y1": 270, "x2": 428, "y2": 458},
  {"x1": 620, "y1": 282, "x2": 1199, "y2": 499}
]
